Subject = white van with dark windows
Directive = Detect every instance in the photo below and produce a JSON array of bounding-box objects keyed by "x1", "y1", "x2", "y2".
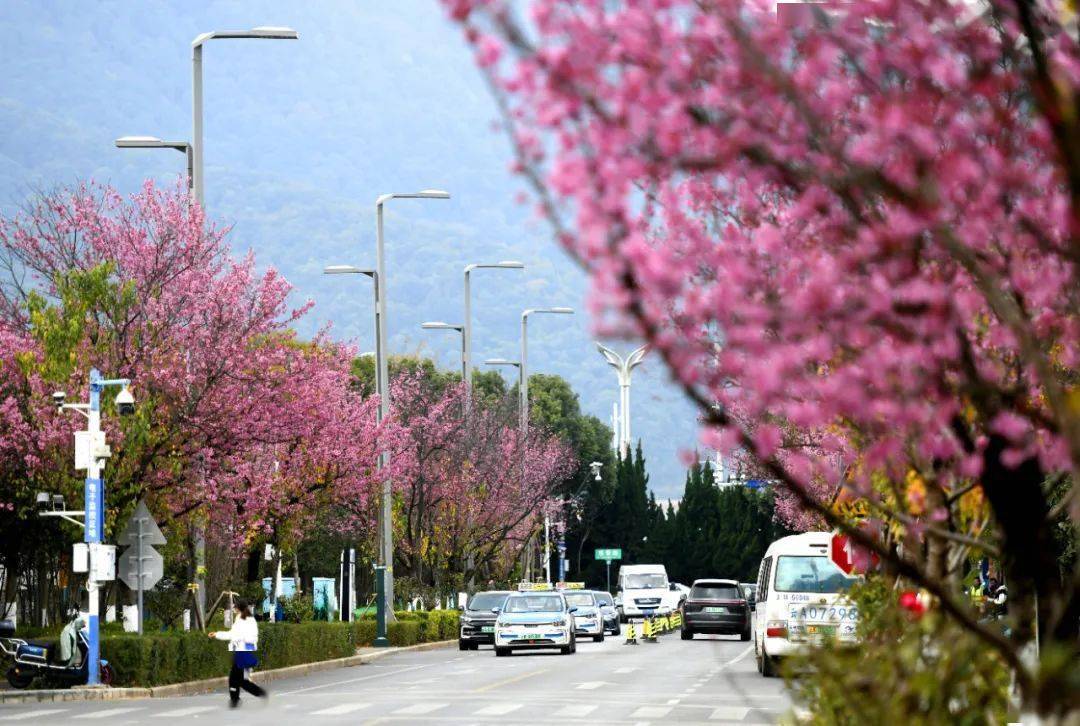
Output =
[{"x1": 753, "y1": 532, "x2": 858, "y2": 677}]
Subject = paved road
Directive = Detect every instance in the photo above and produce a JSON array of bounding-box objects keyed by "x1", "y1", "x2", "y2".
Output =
[{"x1": 0, "y1": 632, "x2": 791, "y2": 724}]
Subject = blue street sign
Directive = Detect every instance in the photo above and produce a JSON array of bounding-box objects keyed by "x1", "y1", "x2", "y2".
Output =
[{"x1": 85, "y1": 477, "x2": 103, "y2": 543}]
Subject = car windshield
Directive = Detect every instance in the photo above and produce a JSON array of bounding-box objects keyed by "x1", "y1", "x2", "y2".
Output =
[
  {"x1": 690, "y1": 584, "x2": 741, "y2": 599},
  {"x1": 594, "y1": 593, "x2": 614, "y2": 606},
  {"x1": 774, "y1": 556, "x2": 855, "y2": 594},
  {"x1": 467, "y1": 592, "x2": 508, "y2": 611},
  {"x1": 623, "y1": 574, "x2": 667, "y2": 589},
  {"x1": 563, "y1": 592, "x2": 595, "y2": 607},
  {"x1": 503, "y1": 595, "x2": 564, "y2": 613}
]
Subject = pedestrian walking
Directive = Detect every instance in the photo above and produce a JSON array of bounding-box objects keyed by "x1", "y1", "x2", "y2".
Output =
[{"x1": 208, "y1": 599, "x2": 267, "y2": 707}]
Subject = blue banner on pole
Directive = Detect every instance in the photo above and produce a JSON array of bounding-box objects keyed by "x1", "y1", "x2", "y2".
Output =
[{"x1": 85, "y1": 477, "x2": 103, "y2": 543}]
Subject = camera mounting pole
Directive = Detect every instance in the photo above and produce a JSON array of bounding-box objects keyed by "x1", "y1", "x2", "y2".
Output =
[{"x1": 54, "y1": 367, "x2": 133, "y2": 686}]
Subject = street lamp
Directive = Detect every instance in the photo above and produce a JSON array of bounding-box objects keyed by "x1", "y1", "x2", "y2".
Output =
[
  {"x1": 324, "y1": 265, "x2": 381, "y2": 412},
  {"x1": 53, "y1": 369, "x2": 134, "y2": 686},
  {"x1": 373, "y1": 189, "x2": 450, "y2": 629},
  {"x1": 115, "y1": 136, "x2": 193, "y2": 191},
  {"x1": 463, "y1": 261, "x2": 524, "y2": 404},
  {"x1": 596, "y1": 343, "x2": 648, "y2": 458},
  {"x1": 191, "y1": 26, "x2": 299, "y2": 208},
  {"x1": 521, "y1": 307, "x2": 574, "y2": 435},
  {"x1": 420, "y1": 322, "x2": 466, "y2": 380}
]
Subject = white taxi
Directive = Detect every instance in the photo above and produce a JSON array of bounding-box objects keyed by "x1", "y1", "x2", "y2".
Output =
[{"x1": 494, "y1": 586, "x2": 577, "y2": 656}]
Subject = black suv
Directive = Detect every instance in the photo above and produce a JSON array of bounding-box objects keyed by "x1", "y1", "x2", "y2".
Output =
[
  {"x1": 458, "y1": 591, "x2": 511, "y2": 650},
  {"x1": 680, "y1": 579, "x2": 751, "y2": 640}
]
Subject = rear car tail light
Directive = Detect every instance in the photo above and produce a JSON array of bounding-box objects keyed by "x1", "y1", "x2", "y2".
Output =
[{"x1": 765, "y1": 620, "x2": 788, "y2": 638}]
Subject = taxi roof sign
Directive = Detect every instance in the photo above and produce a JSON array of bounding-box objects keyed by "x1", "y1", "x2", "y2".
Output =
[
  {"x1": 517, "y1": 582, "x2": 555, "y2": 592},
  {"x1": 555, "y1": 581, "x2": 585, "y2": 590}
]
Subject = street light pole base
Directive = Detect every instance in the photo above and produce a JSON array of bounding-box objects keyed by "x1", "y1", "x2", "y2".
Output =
[{"x1": 373, "y1": 637, "x2": 390, "y2": 648}]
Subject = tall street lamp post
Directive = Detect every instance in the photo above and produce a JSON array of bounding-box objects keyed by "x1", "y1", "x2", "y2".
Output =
[
  {"x1": 521, "y1": 307, "x2": 574, "y2": 584},
  {"x1": 191, "y1": 26, "x2": 298, "y2": 208},
  {"x1": 374, "y1": 190, "x2": 450, "y2": 618},
  {"x1": 596, "y1": 343, "x2": 648, "y2": 458},
  {"x1": 115, "y1": 137, "x2": 193, "y2": 191},
  {"x1": 463, "y1": 262, "x2": 524, "y2": 405}
]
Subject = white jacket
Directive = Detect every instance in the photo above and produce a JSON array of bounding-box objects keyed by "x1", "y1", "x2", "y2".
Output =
[{"x1": 213, "y1": 615, "x2": 259, "y2": 652}]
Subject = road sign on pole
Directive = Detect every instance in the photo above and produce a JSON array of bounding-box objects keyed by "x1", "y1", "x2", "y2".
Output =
[
  {"x1": 117, "y1": 500, "x2": 166, "y2": 634},
  {"x1": 594, "y1": 548, "x2": 622, "y2": 561}
]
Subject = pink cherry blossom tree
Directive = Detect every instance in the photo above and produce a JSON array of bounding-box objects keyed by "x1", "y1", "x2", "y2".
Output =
[
  {"x1": 445, "y1": 0, "x2": 1080, "y2": 713},
  {"x1": 388, "y1": 371, "x2": 574, "y2": 589},
  {"x1": 0, "y1": 182, "x2": 384, "y2": 603}
]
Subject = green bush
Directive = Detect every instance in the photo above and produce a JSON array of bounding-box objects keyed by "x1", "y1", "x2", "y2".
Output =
[
  {"x1": 787, "y1": 577, "x2": 1011, "y2": 724},
  {"x1": 278, "y1": 594, "x2": 315, "y2": 623},
  {"x1": 100, "y1": 611, "x2": 455, "y2": 687}
]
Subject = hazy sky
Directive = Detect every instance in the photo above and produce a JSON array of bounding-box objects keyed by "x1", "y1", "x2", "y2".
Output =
[{"x1": 0, "y1": 0, "x2": 702, "y2": 497}]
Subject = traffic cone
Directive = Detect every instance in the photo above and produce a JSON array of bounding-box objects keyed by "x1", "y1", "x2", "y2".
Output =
[{"x1": 625, "y1": 621, "x2": 637, "y2": 645}]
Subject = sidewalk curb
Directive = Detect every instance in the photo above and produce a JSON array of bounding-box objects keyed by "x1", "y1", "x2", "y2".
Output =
[{"x1": 0, "y1": 639, "x2": 455, "y2": 704}]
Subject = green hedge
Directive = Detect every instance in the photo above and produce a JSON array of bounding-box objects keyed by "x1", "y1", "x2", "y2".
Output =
[{"x1": 100, "y1": 612, "x2": 460, "y2": 687}]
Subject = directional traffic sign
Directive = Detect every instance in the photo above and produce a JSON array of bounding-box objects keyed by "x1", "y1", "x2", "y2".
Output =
[
  {"x1": 594, "y1": 548, "x2": 622, "y2": 561},
  {"x1": 116, "y1": 499, "x2": 166, "y2": 634},
  {"x1": 117, "y1": 500, "x2": 166, "y2": 546},
  {"x1": 118, "y1": 546, "x2": 163, "y2": 590}
]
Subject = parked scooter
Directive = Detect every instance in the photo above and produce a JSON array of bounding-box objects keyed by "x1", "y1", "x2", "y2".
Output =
[{"x1": 0, "y1": 617, "x2": 114, "y2": 688}]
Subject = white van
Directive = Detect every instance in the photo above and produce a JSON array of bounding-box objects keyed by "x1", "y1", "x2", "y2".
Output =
[
  {"x1": 753, "y1": 532, "x2": 858, "y2": 677},
  {"x1": 615, "y1": 564, "x2": 683, "y2": 620}
]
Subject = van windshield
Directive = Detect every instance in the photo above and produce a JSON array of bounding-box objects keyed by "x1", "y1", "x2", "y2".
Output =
[
  {"x1": 774, "y1": 556, "x2": 855, "y2": 594},
  {"x1": 623, "y1": 574, "x2": 667, "y2": 589}
]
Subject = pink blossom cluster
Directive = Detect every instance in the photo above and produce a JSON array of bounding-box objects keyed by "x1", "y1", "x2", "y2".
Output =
[{"x1": 443, "y1": 0, "x2": 1080, "y2": 530}]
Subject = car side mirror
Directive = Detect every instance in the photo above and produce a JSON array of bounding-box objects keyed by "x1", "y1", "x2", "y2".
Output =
[
  {"x1": 457, "y1": 605, "x2": 464, "y2": 611},
  {"x1": 669, "y1": 584, "x2": 678, "y2": 591},
  {"x1": 490, "y1": 607, "x2": 500, "y2": 614},
  {"x1": 568, "y1": 607, "x2": 578, "y2": 613}
]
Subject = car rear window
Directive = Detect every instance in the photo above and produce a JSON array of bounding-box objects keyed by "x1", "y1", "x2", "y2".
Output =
[
  {"x1": 467, "y1": 592, "x2": 508, "y2": 611},
  {"x1": 503, "y1": 595, "x2": 564, "y2": 613},
  {"x1": 691, "y1": 584, "x2": 741, "y2": 599},
  {"x1": 774, "y1": 556, "x2": 855, "y2": 593},
  {"x1": 594, "y1": 593, "x2": 614, "y2": 606},
  {"x1": 563, "y1": 592, "x2": 595, "y2": 607}
]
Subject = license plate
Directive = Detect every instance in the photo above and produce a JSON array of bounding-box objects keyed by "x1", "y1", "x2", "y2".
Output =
[
  {"x1": 704, "y1": 606, "x2": 726, "y2": 613},
  {"x1": 521, "y1": 633, "x2": 543, "y2": 640},
  {"x1": 806, "y1": 625, "x2": 837, "y2": 636},
  {"x1": 481, "y1": 626, "x2": 494, "y2": 633}
]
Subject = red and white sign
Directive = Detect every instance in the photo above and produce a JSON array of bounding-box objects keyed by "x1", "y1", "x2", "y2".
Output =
[{"x1": 830, "y1": 532, "x2": 878, "y2": 575}]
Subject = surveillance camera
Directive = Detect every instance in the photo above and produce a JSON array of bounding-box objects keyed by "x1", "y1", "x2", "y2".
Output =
[
  {"x1": 52, "y1": 391, "x2": 65, "y2": 409},
  {"x1": 115, "y1": 386, "x2": 135, "y2": 416},
  {"x1": 52, "y1": 494, "x2": 65, "y2": 511},
  {"x1": 35, "y1": 492, "x2": 50, "y2": 511}
]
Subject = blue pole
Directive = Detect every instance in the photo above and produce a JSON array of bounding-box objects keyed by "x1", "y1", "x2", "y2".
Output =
[{"x1": 85, "y1": 368, "x2": 102, "y2": 686}]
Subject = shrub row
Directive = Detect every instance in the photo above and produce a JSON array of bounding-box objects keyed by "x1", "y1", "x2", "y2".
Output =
[{"x1": 101, "y1": 611, "x2": 457, "y2": 687}]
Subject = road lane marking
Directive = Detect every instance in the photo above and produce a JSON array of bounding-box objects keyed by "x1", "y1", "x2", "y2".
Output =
[
  {"x1": 0, "y1": 710, "x2": 69, "y2": 721},
  {"x1": 631, "y1": 706, "x2": 672, "y2": 718},
  {"x1": 614, "y1": 666, "x2": 639, "y2": 674},
  {"x1": 575, "y1": 681, "x2": 608, "y2": 690},
  {"x1": 710, "y1": 706, "x2": 751, "y2": 720},
  {"x1": 72, "y1": 708, "x2": 145, "y2": 719},
  {"x1": 473, "y1": 667, "x2": 549, "y2": 693},
  {"x1": 311, "y1": 703, "x2": 371, "y2": 715},
  {"x1": 279, "y1": 663, "x2": 437, "y2": 695},
  {"x1": 473, "y1": 703, "x2": 522, "y2": 716},
  {"x1": 666, "y1": 698, "x2": 680, "y2": 705},
  {"x1": 392, "y1": 702, "x2": 447, "y2": 715},
  {"x1": 553, "y1": 705, "x2": 597, "y2": 717},
  {"x1": 152, "y1": 706, "x2": 218, "y2": 717}
]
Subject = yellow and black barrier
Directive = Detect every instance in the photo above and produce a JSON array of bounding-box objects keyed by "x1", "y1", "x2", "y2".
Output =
[
  {"x1": 642, "y1": 617, "x2": 658, "y2": 642},
  {"x1": 670, "y1": 611, "x2": 682, "y2": 629},
  {"x1": 624, "y1": 621, "x2": 637, "y2": 645}
]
